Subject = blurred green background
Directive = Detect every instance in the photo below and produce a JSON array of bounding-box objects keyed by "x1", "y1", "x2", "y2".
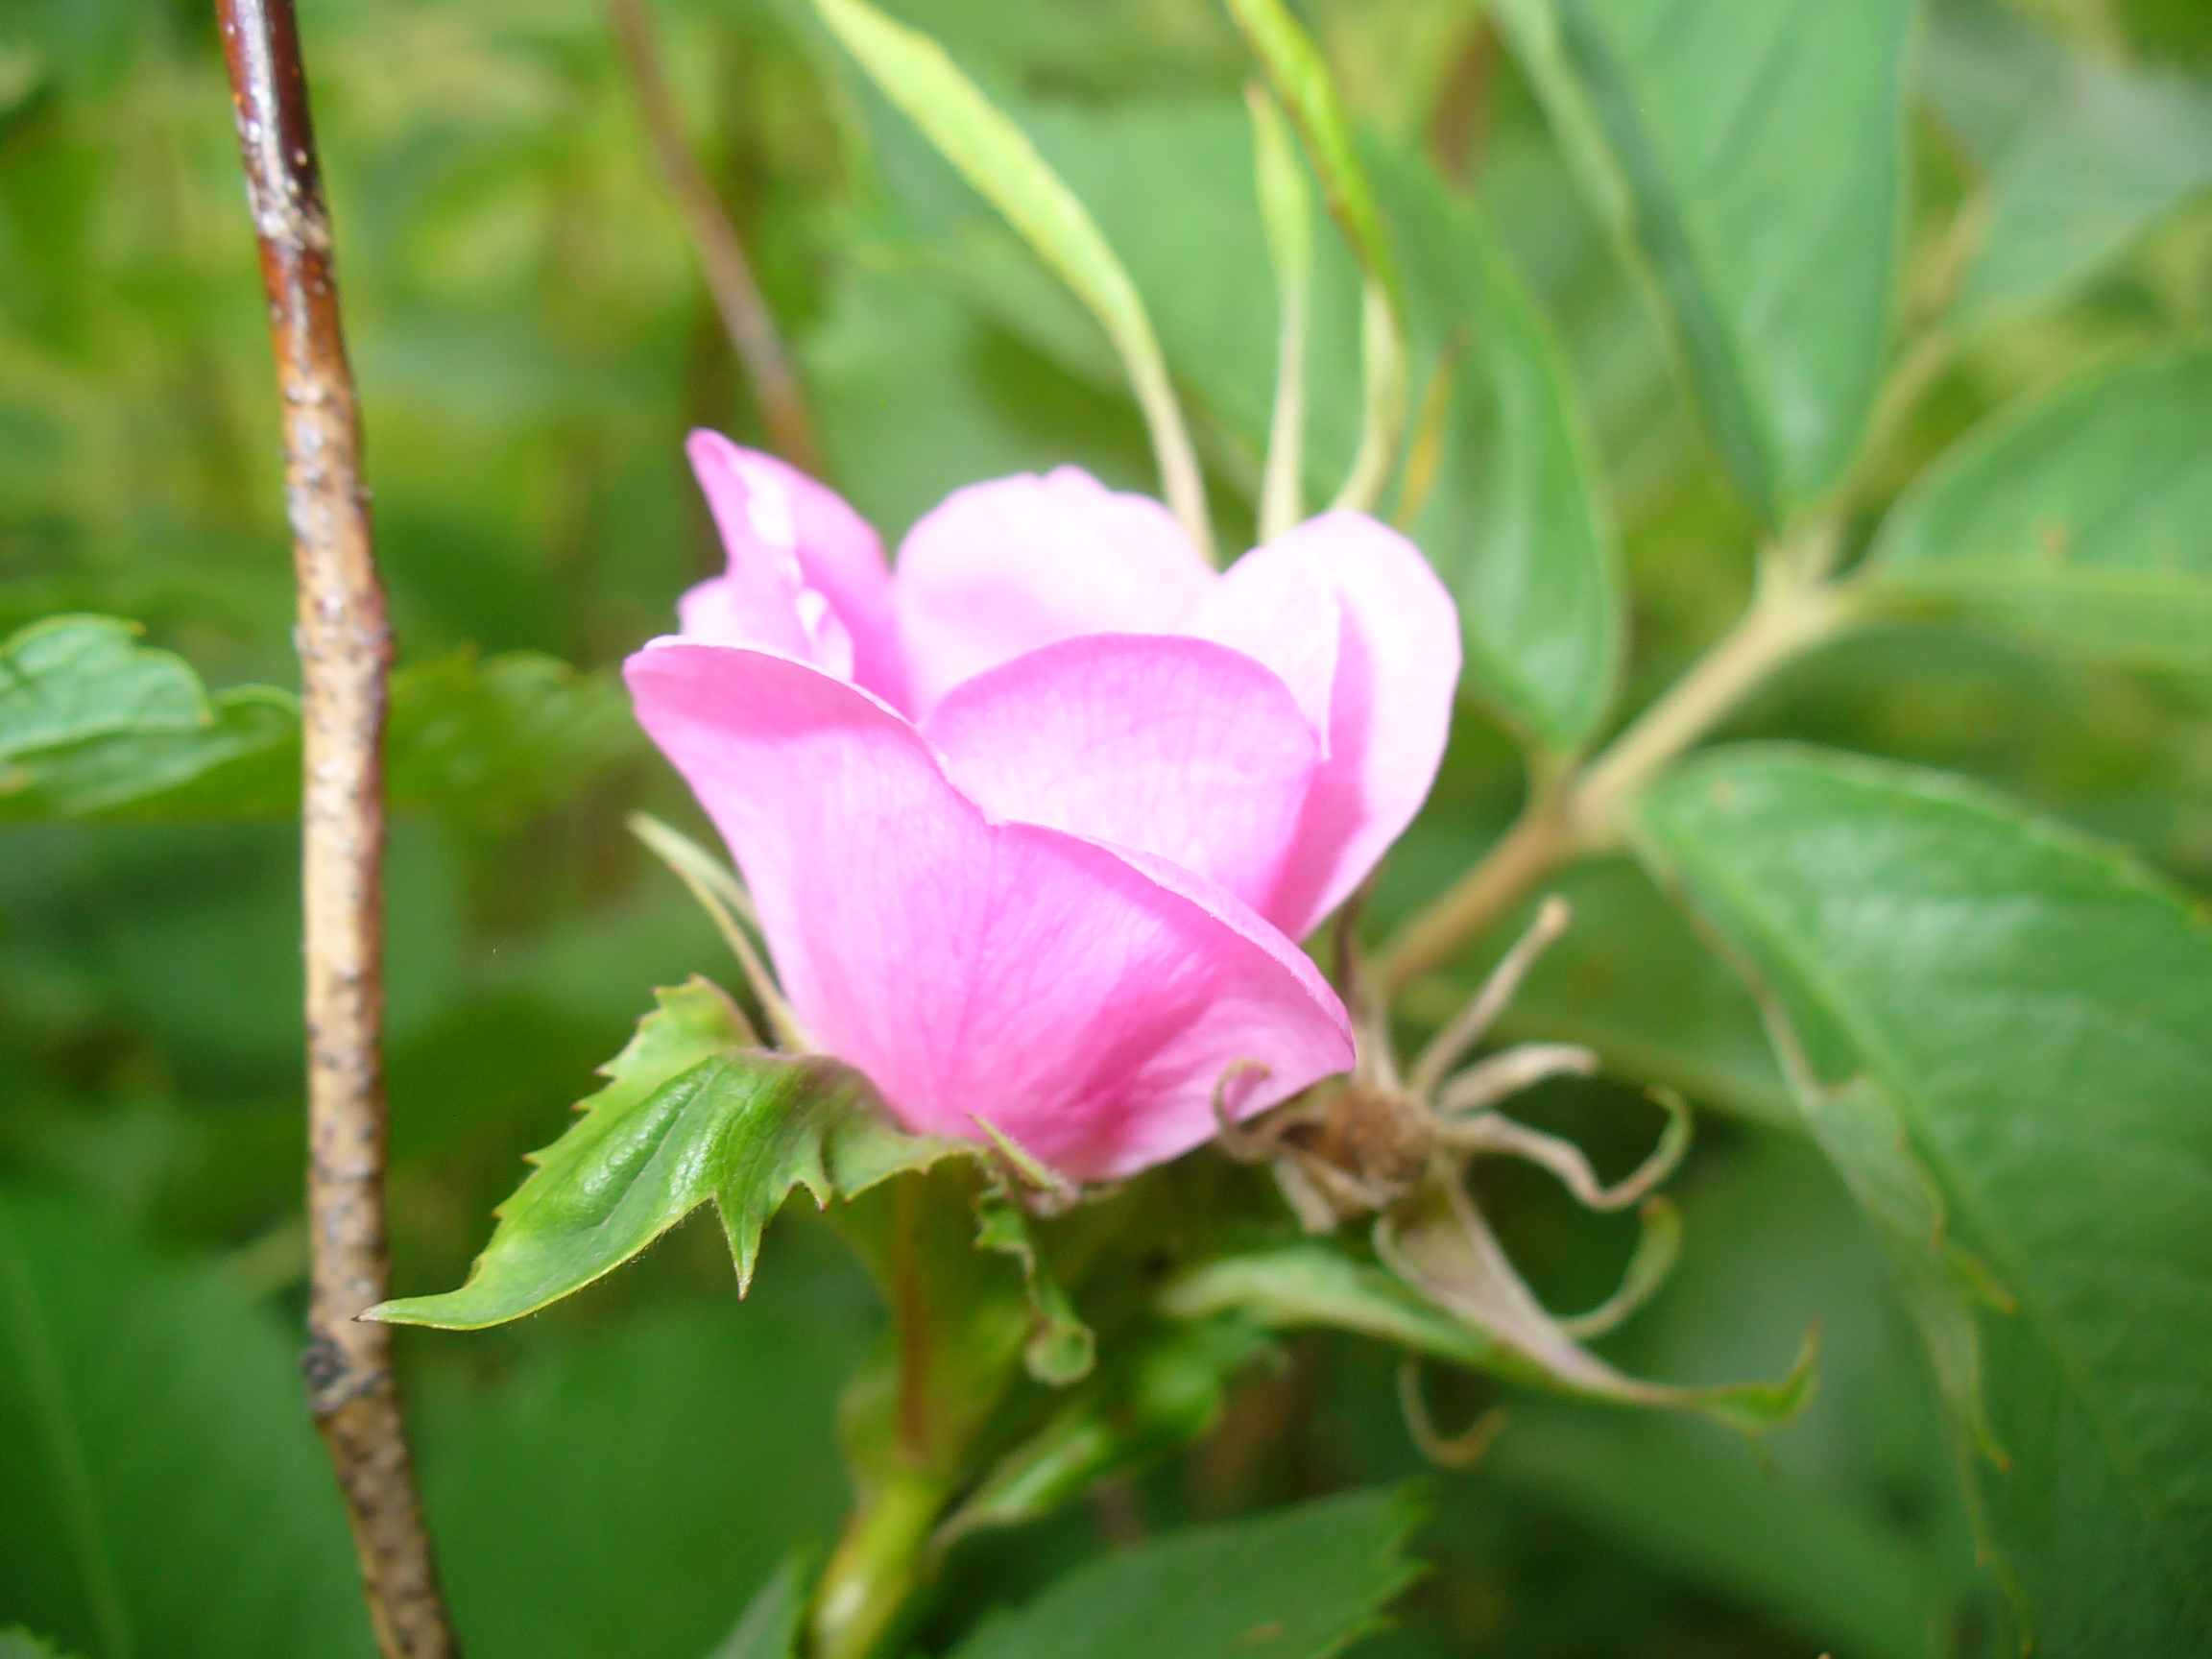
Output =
[{"x1": 2, "y1": 0, "x2": 2207, "y2": 1655}]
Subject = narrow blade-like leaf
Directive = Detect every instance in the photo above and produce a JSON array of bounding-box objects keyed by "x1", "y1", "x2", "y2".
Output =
[
  {"x1": 1223, "y1": 0, "x2": 1407, "y2": 513},
  {"x1": 810, "y1": 0, "x2": 1211, "y2": 556}
]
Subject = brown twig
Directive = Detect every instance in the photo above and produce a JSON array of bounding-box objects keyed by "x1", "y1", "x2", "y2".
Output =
[
  {"x1": 604, "y1": 0, "x2": 821, "y2": 473},
  {"x1": 214, "y1": 4, "x2": 458, "y2": 1655}
]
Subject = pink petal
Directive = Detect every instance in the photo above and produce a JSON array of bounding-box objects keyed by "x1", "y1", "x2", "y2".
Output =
[
  {"x1": 1238, "y1": 513, "x2": 1462, "y2": 940},
  {"x1": 684, "y1": 431, "x2": 911, "y2": 708},
  {"x1": 1189, "y1": 540, "x2": 1341, "y2": 739},
  {"x1": 893, "y1": 467, "x2": 1214, "y2": 711},
  {"x1": 923, "y1": 634, "x2": 1320, "y2": 914},
  {"x1": 624, "y1": 642, "x2": 1354, "y2": 1181}
]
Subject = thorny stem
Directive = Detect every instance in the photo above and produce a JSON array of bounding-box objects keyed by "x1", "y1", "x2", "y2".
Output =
[
  {"x1": 214, "y1": 4, "x2": 457, "y2": 1655},
  {"x1": 1382, "y1": 548, "x2": 1848, "y2": 991},
  {"x1": 605, "y1": 0, "x2": 821, "y2": 474}
]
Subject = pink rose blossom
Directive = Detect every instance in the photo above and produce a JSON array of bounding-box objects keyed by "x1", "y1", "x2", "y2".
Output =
[{"x1": 625, "y1": 431, "x2": 1460, "y2": 1180}]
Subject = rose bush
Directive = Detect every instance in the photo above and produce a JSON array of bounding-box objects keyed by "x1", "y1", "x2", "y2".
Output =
[{"x1": 626, "y1": 431, "x2": 1460, "y2": 1179}]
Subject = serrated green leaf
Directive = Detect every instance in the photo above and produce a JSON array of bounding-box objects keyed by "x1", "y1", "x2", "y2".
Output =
[
  {"x1": 0, "y1": 1187, "x2": 370, "y2": 1659},
  {"x1": 950, "y1": 1485, "x2": 1428, "y2": 1659},
  {"x1": 1223, "y1": 0, "x2": 1405, "y2": 512},
  {"x1": 0, "y1": 615, "x2": 640, "y2": 824},
  {"x1": 1488, "y1": 0, "x2": 1910, "y2": 519},
  {"x1": 1861, "y1": 350, "x2": 2212, "y2": 673},
  {"x1": 1928, "y1": 4, "x2": 2212, "y2": 319},
  {"x1": 809, "y1": 0, "x2": 1210, "y2": 554},
  {"x1": 1638, "y1": 744, "x2": 2212, "y2": 1653},
  {"x1": 1372, "y1": 147, "x2": 1621, "y2": 758},
  {"x1": 0, "y1": 616, "x2": 298, "y2": 818},
  {"x1": 370, "y1": 979, "x2": 962, "y2": 1329}
]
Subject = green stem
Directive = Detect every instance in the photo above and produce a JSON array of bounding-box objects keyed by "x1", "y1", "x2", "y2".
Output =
[
  {"x1": 809, "y1": 1467, "x2": 952, "y2": 1659},
  {"x1": 1382, "y1": 550, "x2": 1849, "y2": 989}
]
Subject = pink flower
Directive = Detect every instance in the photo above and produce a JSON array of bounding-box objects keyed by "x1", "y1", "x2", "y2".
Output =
[{"x1": 625, "y1": 432, "x2": 1460, "y2": 1181}]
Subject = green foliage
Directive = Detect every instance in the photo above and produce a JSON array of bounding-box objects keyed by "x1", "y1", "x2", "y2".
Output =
[
  {"x1": 974, "y1": 1182, "x2": 1096, "y2": 1385},
  {"x1": 0, "y1": 616, "x2": 295, "y2": 818},
  {"x1": 1863, "y1": 350, "x2": 2212, "y2": 673},
  {"x1": 1375, "y1": 148, "x2": 1622, "y2": 758},
  {"x1": 373, "y1": 978, "x2": 959, "y2": 1329},
  {"x1": 1640, "y1": 746, "x2": 2212, "y2": 1655},
  {"x1": 1489, "y1": 0, "x2": 1911, "y2": 519},
  {"x1": 1166, "y1": 1223, "x2": 1811, "y2": 1435},
  {"x1": 0, "y1": 615, "x2": 639, "y2": 825},
  {"x1": 940, "y1": 1318, "x2": 1264, "y2": 1543},
  {"x1": 417, "y1": 1288, "x2": 870, "y2": 1659},
  {"x1": 704, "y1": 1555, "x2": 814, "y2": 1659},
  {"x1": 1484, "y1": 1128, "x2": 1984, "y2": 1659},
  {"x1": 0, "y1": 1187, "x2": 370, "y2": 1659},
  {"x1": 950, "y1": 1486, "x2": 1427, "y2": 1659},
  {"x1": 0, "y1": 1632, "x2": 80, "y2": 1659},
  {"x1": 1930, "y1": 0, "x2": 2212, "y2": 320},
  {"x1": 808, "y1": 0, "x2": 1211, "y2": 551},
  {"x1": 7, "y1": 0, "x2": 2212, "y2": 1653},
  {"x1": 1220, "y1": 0, "x2": 1405, "y2": 511}
]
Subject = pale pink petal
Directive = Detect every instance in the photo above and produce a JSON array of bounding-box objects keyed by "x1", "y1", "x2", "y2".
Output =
[
  {"x1": 624, "y1": 642, "x2": 1353, "y2": 1181},
  {"x1": 1254, "y1": 513, "x2": 1462, "y2": 940},
  {"x1": 893, "y1": 467, "x2": 1213, "y2": 710},
  {"x1": 923, "y1": 634, "x2": 1319, "y2": 914},
  {"x1": 685, "y1": 431, "x2": 910, "y2": 707},
  {"x1": 1188, "y1": 541, "x2": 1341, "y2": 738}
]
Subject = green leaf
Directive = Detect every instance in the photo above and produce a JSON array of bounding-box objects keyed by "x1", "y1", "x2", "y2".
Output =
[
  {"x1": 1221, "y1": 0, "x2": 1407, "y2": 512},
  {"x1": 1927, "y1": 3, "x2": 2212, "y2": 319},
  {"x1": 0, "y1": 1186, "x2": 370, "y2": 1659},
  {"x1": 1249, "y1": 84, "x2": 1313, "y2": 545},
  {"x1": 369, "y1": 979, "x2": 962, "y2": 1329},
  {"x1": 0, "y1": 1632, "x2": 79, "y2": 1659},
  {"x1": 0, "y1": 616, "x2": 297, "y2": 819},
  {"x1": 1488, "y1": 0, "x2": 1911, "y2": 519},
  {"x1": 1014, "y1": 100, "x2": 1367, "y2": 502},
  {"x1": 385, "y1": 650, "x2": 642, "y2": 834},
  {"x1": 939, "y1": 1319, "x2": 1265, "y2": 1545},
  {"x1": 0, "y1": 616, "x2": 640, "y2": 825},
  {"x1": 1160, "y1": 1231, "x2": 1810, "y2": 1434},
  {"x1": 809, "y1": 0, "x2": 1212, "y2": 555},
  {"x1": 974, "y1": 1183, "x2": 1096, "y2": 1386},
  {"x1": 803, "y1": 267, "x2": 1158, "y2": 542},
  {"x1": 1371, "y1": 148, "x2": 1622, "y2": 758},
  {"x1": 1488, "y1": 1129, "x2": 1986, "y2": 1659},
  {"x1": 949, "y1": 1485, "x2": 1428, "y2": 1659},
  {"x1": 704, "y1": 1554, "x2": 812, "y2": 1659},
  {"x1": 417, "y1": 1289, "x2": 872, "y2": 1659},
  {"x1": 1638, "y1": 744, "x2": 2212, "y2": 1653},
  {"x1": 1861, "y1": 350, "x2": 2212, "y2": 673}
]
